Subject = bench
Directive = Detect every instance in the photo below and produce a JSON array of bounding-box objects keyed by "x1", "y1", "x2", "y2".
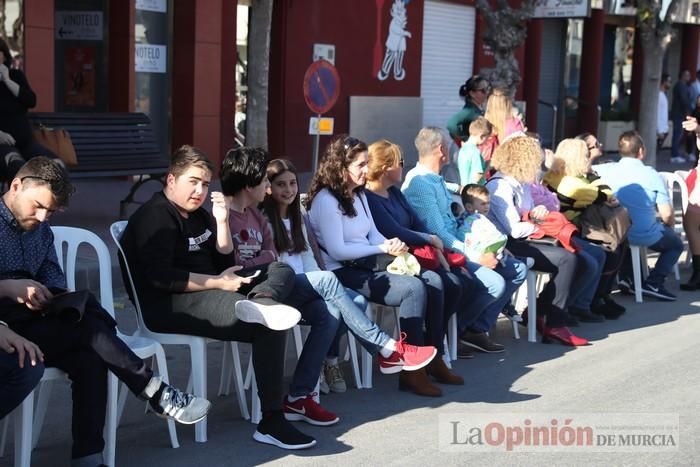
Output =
[{"x1": 27, "y1": 112, "x2": 170, "y2": 218}]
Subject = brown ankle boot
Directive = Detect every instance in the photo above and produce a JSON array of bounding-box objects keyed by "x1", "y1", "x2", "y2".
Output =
[
  {"x1": 426, "y1": 357, "x2": 464, "y2": 385},
  {"x1": 398, "y1": 369, "x2": 442, "y2": 397}
]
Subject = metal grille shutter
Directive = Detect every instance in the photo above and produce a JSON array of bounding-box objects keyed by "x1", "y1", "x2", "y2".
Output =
[
  {"x1": 420, "y1": 0, "x2": 476, "y2": 128},
  {"x1": 537, "y1": 19, "x2": 566, "y2": 148}
]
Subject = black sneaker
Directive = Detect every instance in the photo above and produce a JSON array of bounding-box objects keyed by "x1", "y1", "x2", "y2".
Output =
[
  {"x1": 570, "y1": 307, "x2": 605, "y2": 323},
  {"x1": 641, "y1": 282, "x2": 677, "y2": 301},
  {"x1": 148, "y1": 384, "x2": 211, "y2": 424},
  {"x1": 253, "y1": 411, "x2": 317, "y2": 450},
  {"x1": 602, "y1": 295, "x2": 626, "y2": 314},
  {"x1": 617, "y1": 277, "x2": 635, "y2": 295}
]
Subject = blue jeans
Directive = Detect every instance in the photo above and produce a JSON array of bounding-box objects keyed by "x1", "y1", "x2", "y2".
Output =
[
  {"x1": 568, "y1": 237, "x2": 606, "y2": 311},
  {"x1": 327, "y1": 288, "x2": 390, "y2": 358},
  {"x1": 285, "y1": 271, "x2": 379, "y2": 396},
  {"x1": 334, "y1": 266, "x2": 427, "y2": 346},
  {"x1": 460, "y1": 256, "x2": 527, "y2": 333},
  {"x1": 621, "y1": 225, "x2": 684, "y2": 287},
  {"x1": 0, "y1": 351, "x2": 44, "y2": 419}
]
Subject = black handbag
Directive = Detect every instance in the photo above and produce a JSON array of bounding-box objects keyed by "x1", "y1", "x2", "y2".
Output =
[{"x1": 340, "y1": 253, "x2": 395, "y2": 272}]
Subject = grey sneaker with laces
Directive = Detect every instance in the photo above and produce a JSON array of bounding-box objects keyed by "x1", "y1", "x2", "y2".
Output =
[
  {"x1": 148, "y1": 383, "x2": 212, "y2": 424},
  {"x1": 323, "y1": 361, "x2": 346, "y2": 393}
]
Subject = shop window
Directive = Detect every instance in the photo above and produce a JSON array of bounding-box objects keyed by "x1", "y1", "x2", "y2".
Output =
[
  {"x1": 135, "y1": 0, "x2": 172, "y2": 154},
  {"x1": 607, "y1": 26, "x2": 635, "y2": 119},
  {"x1": 54, "y1": 0, "x2": 109, "y2": 111}
]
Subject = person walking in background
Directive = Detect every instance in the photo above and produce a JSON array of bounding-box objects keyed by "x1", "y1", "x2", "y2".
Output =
[
  {"x1": 658, "y1": 73, "x2": 671, "y2": 150},
  {"x1": 671, "y1": 70, "x2": 693, "y2": 164}
]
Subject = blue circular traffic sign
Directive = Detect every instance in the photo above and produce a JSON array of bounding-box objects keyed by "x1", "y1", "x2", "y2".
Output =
[{"x1": 303, "y1": 60, "x2": 340, "y2": 115}]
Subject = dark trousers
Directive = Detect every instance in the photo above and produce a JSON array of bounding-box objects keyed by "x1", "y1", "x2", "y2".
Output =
[
  {"x1": 143, "y1": 262, "x2": 294, "y2": 414},
  {"x1": 0, "y1": 351, "x2": 44, "y2": 419},
  {"x1": 12, "y1": 300, "x2": 153, "y2": 459},
  {"x1": 0, "y1": 141, "x2": 59, "y2": 181},
  {"x1": 506, "y1": 238, "x2": 577, "y2": 327}
]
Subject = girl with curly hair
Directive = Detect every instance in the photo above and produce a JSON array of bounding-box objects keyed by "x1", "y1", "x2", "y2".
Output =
[{"x1": 305, "y1": 136, "x2": 441, "y2": 397}]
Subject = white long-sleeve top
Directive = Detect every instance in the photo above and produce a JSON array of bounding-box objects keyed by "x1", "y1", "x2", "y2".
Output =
[
  {"x1": 485, "y1": 172, "x2": 538, "y2": 239},
  {"x1": 278, "y1": 218, "x2": 321, "y2": 274},
  {"x1": 308, "y1": 188, "x2": 387, "y2": 270}
]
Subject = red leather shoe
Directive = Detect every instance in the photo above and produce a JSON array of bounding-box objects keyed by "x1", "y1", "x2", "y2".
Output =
[{"x1": 542, "y1": 326, "x2": 588, "y2": 346}]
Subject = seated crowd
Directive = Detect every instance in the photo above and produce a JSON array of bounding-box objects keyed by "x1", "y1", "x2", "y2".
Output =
[{"x1": 1, "y1": 113, "x2": 696, "y2": 463}]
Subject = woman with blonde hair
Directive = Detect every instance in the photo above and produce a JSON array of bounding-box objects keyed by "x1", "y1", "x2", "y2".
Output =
[
  {"x1": 486, "y1": 136, "x2": 593, "y2": 345},
  {"x1": 543, "y1": 138, "x2": 626, "y2": 319},
  {"x1": 480, "y1": 89, "x2": 526, "y2": 162}
]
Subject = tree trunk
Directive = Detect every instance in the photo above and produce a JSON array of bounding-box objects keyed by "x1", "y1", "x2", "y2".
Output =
[
  {"x1": 638, "y1": 36, "x2": 664, "y2": 167},
  {"x1": 246, "y1": 0, "x2": 273, "y2": 149}
]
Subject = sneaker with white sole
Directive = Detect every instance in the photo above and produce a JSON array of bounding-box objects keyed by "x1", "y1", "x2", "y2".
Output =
[
  {"x1": 234, "y1": 297, "x2": 301, "y2": 330},
  {"x1": 284, "y1": 393, "x2": 340, "y2": 426},
  {"x1": 253, "y1": 411, "x2": 317, "y2": 449},
  {"x1": 148, "y1": 383, "x2": 211, "y2": 425},
  {"x1": 378, "y1": 332, "x2": 437, "y2": 374},
  {"x1": 617, "y1": 277, "x2": 635, "y2": 294},
  {"x1": 322, "y1": 362, "x2": 346, "y2": 393},
  {"x1": 641, "y1": 282, "x2": 676, "y2": 301},
  {"x1": 318, "y1": 367, "x2": 330, "y2": 395}
]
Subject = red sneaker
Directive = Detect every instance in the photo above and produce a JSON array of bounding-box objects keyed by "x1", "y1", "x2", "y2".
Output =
[
  {"x1": 379, "y1": 332, "x2": 437, "y2": 374},
  {"x1": 283, "y1": 394, "x2": 339, "y2": 426}
]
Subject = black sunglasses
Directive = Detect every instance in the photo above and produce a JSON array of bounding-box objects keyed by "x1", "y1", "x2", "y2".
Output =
[{"x1": 343, "y1": 137, "x2": 362, "y2": 152}]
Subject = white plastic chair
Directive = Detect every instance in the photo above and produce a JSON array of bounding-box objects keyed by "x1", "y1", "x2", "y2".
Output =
[
  {"x1": 111, "y1": 221, "x2": 251, "y2": 432},
  {"x1": 660, "y1": 171, "x2": 688, "y2": 275},
  {"x1": 2, "y1": 227, "x2": 136, "y2": 467}
]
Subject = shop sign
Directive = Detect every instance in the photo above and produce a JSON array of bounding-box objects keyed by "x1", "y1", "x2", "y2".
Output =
[
  {"x1": 136, "y1": 0, "x2": 167, "y2": 13},
  {"x1": 55, "y1": 11, "x2": 104, "y2": 40},
  {"x1": 532, "y1": 0, "x2": 591, "y2": 18},
  {"x1": 135, "y1": 44, "x2": 167, "y2": 73}
]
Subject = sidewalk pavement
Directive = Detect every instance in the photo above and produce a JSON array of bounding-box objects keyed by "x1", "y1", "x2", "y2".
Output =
[{"x1": 2, "y1": 161, "x2": 699, "y2": 466}]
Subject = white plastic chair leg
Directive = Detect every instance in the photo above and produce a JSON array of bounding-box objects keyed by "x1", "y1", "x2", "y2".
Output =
[
  {"x1": 14, "y1": 393, "x2": 33, "y2": 467},
  {"x1": 189, "y1": 341, "x2": 208, "y2": 443},
  {"x1": 229, "y1": 343, "x2": 250, "y2": 420},
  {"x1": 292, "y1": 325, "x2": 304, "y2": 358},
  {"x1": 218, "y1": 343, "x2": 232, "y2": 396},
  {"x1": 511, "y1": 319, "x2": 520, "y2": 339},
  {"x1": 527, "y1": 270, "x2": 538, "y2": 343},
  {"x1": 447, "y1": 313, "x2": 458, "y2": 361},
  {"x1": 103, "y1": 373, "x2": 118, "y2": 467},
  {"x1": 347, "y1": 334, "x2": 363, "y2": 389},
  {"x1": 0, "y1": 415, "x2": 8, "y2": 457},
  {"x1": 673, "y1": 262, "x2": 680, "y2": 280},
  {"x1": 31, "y1": 381, "x2": 52, "y2": 449},
  {"x1": 630, "y1": 245, "x2": 644, "y2": 303}
]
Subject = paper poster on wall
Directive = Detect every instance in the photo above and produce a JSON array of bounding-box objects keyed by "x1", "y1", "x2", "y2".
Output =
[
  {"x1": 55, "y1": 11, "x2": 103, "y2": 40},
  {"x1": 135, "y1": 44, "x2": 167, "y2": 73},
  {"x1": 135, "y1": 0, "x2": 167, "y2": 13},
  {"x1": 64, "y1": 47, "x2": 96, "y2": 107},
  {"x1": 532, "y1": 0, "x2": 590, "y2": 18}
]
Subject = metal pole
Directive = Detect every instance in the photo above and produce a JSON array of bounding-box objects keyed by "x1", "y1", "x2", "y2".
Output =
[{"x1": 312, "y1": 113, "x2": 321, "y2": 172}]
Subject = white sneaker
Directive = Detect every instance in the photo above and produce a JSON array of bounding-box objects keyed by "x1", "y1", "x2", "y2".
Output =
[
  {"x1": 671, "y1": 156, "x2": 687, "y2": 164},
  {"x1": 234, "y1": 297, "x2": 301, "y2": 331}
]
